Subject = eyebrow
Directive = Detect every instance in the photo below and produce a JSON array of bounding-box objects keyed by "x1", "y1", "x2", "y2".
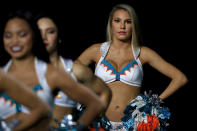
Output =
[
  {"x1": 46, "y1": 27, "x2": 56, "y2": 31},
  {"x1": 46, "y1": 27, "x2": 55, "y2": 29},
  {"x1": 4, "y1": 29, "x2": 28, "y2": 34},
  {"x1": 113, "y1": 17, "x2": 132, "y2": 20}
]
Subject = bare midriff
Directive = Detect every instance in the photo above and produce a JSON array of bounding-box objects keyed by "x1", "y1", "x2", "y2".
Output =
[{"x1": 105, "y1": 81, "x2": 140, "y2": 122}]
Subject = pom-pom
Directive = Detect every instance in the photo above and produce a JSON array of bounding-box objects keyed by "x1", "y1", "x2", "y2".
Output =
[{"x1": 121, "y1": 90, "x2": 170, "y2": 130}]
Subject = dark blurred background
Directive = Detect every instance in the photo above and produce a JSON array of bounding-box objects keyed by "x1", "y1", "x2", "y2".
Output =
[{"x1": 0, "y1": 0, "x2": 195, "y2": 130}]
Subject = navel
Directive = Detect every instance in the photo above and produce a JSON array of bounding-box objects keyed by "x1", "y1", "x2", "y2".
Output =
[{"x1": 115, "y1": 105, "x2": 120, "y2": 109}]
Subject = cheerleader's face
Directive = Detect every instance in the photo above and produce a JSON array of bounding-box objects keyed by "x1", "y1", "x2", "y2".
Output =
[
  {"x1": 111, "y1": 9, "x2": 132, "y2": 42},
  {"x1": 3, "y1": 18, "x2": 33, "y2": 59},
  {"x1": 37, "y1": 18, "x2": 58, "y2": 54}
]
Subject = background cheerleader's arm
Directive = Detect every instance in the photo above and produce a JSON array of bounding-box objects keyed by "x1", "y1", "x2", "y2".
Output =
[
  {"x1": 140, "y1": 46, "x2": 188, "y2": 100},
  {"x1": 0, "y1": 70, "x2": 50, "y2": 131},
  {"x1": 46, "y1": 65, "x2": 105, "y2": 127},
  {"x1": 73, "y1": 62, "x2": 112, "y2": 115}
]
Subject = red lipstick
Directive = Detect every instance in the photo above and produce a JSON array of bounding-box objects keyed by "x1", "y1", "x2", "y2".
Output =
[
  {"x1": 44, "y1": 43, "x2": 48, "y2": 46},
  {"x1": 118, "y1": 31, "x2": 126, "y2": 35}
]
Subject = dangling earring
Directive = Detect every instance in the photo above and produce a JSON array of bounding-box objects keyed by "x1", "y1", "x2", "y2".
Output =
[{"x1": 58, "y1": 39, "x2": 62, "y2": 44}]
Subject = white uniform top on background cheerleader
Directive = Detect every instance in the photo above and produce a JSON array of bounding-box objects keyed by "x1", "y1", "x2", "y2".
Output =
[
  {"x1": 0, "y1": 58, "x2": 54, "y2": 119},
  {"x1": 54, "y1": 56, "x2": 77, "y2": 107}
]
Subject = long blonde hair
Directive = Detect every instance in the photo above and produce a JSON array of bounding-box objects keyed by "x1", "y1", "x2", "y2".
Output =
[{"x1": 106, "y1": 4, "x2": 142, "y2": 53}]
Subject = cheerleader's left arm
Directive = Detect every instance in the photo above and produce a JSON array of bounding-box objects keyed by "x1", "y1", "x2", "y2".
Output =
[{"x1": 140, "y1": 46, "x2": 188, "y2": 100}]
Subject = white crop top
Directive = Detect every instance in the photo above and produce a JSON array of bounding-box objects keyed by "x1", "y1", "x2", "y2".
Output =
[
  {"x1": 95, "y1": 42, "x2": 143, "y2": 87},
  {"x1": 54, "y1": 56, "x2": 77, "y2": 107},
  {"x1": 0, "y1": 58, "x2": 54, "y2": 119}
]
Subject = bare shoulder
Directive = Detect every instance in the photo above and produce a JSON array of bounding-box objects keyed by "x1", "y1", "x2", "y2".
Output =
[
  {"x1": 84, "y1": 43, "x2": 102, "y2": 54},
  {"x1": 46, "y1": 64, "x2": 77, "y2": 90},
  {"x1": 141, "y1": 46, "x2": 155, "y2": 54},
  {"x1": 73, "y1": 63, "x2": 93, "y2": 82},
  {"x1": 73, "y1": 63, "x2": 86, "y2": 75},
  {"x1": 77, "y1": 43, "x2": 102, "y2": 65},
  {"x1": 89, "y1": 43, "x2": 102, "y2": 49},
  {"x1": 46, "y1": 64, "x2": 76, "y2": 81},
  {"x1": 140, "y1": 46, "x2": 159, "y2": 63}
]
